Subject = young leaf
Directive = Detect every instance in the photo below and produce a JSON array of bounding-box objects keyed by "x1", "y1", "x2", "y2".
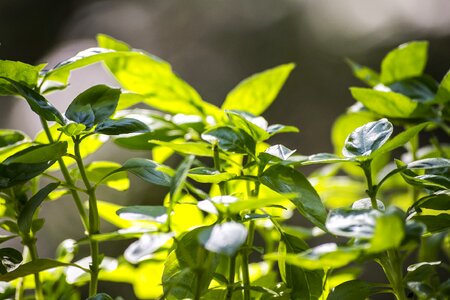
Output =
[
  {"x1": 0, "y1": 60, "x2": 43, "y2": 94},
  {"x1": 380, "y1": 41, "x2": 428, "y2": 84},
  {"x1": 346, "y1": 59, "x2": 380, "y2": 87},
  {"x1": 407, "y1": 158, "x2": 450, "y2": 170},
  {"x1": 65, "y1": 85, "x2": 121, "y2": 128},
  {"x1": 94, "y1": 118, "x2": 149, "y2": 135},
  {"x1": 59, "y1": 122, "x2": 87, "y2": 137},
  {"x1": 367, "y1": 209, "x2": 405, "y2": 253},
  {"x1": 260, "y1": 165, "x2": 327, "y2": 230},
  {"x1": 120, "y1": 158, "x2": 173, "y2": 187},
  {"x1": 0, "y1": 77, "x2": 65, "y2": 124},
  {"x1": 18, "y1": 182, "x2": 59, "y2": 234},
  {"x1": 350, "y1": 88, "x2": 428, "y2": 119},
  {"x1": 170, "y1": 155, "x2": 195, "y2": 201},
  {"x1": 435, "y1": 71, "x2": 450, "y2": 104},
  {"x1": 198, "y1": 222, "x2": 248, "y2": 256},
  {"x1": 3, "y1": 142, "x2": 68, "y2": 164},
  {"x1": 342, "y1": 118, "x2": 393, "y2": 158},
  {"x1": 188, "y1": 167, "x2": 235, "y2": 184},
  {"x1": 222, "y1": 63, "x2": 295, "y2": 115}
]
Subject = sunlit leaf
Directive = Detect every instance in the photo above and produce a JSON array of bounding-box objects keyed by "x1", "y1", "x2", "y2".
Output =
[
  {"x1": 124, "y1": 233, "x2": 174, "y2": 264},
  {"x1": 346, "y1": 59, "x2": 380, "y2": 87},
  {"x1": 0, "y1": 60, "x2": 43, "y2": 94}
]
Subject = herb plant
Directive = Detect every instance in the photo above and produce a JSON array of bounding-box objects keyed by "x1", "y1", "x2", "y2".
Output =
[{"x1": 0, "y1": 36, "x2": 448, "y2": 300}]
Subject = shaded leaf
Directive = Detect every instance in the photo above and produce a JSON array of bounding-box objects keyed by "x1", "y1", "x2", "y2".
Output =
[
  {"x1": 188, "y1": 167, "x2": 235, "y2": 184},
  {"x1": 120, "y1": 158, "x2": 173, "y2": 187},
  {"x1": 95, "y1": 118, "x2": 149, "y2": 135},
  {"x1": 202, "y1": 126, "x2": 256, "y2": 155},
  {"x1": 346, "y1": 59, "x2": 380, "y2": 87},
  {"x1": 328, "y1": 280, "x2": 387, "y2": 300}
]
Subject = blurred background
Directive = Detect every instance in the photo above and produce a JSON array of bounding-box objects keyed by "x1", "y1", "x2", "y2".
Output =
[{"x1": 1, "y1": 0, "x2": 450, "y2": 298}]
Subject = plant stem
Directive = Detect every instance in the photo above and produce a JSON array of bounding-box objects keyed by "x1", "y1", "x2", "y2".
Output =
[
  {"x1": 226, "y1": 255, "x2": 236, "y2": 300},
  {"x1": 27, "y1": 240, "x2": 45, "y2": 300},
  {"x1": 213, "y1": 143, "x2": 227, "y2": 195},
  {"x1": 73, "y1": 137, "x2": 100, "y2": 296},
  {"x1": 38, "y1": 117, "x2": 89, "y2": 230},
  {"x1": 361, "y1": 160, "x2": 379, "y2": 210},
  {"x1": 378, "y1": 250, "x2": 407, "y2": 300},
  {"x1": 15, "y1": 246, "x2": 29, "y2": 300}
]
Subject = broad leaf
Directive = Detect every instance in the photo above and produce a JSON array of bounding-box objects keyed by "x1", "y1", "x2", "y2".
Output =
[
  {"x1": 435, "y1": 71, "x2": 450, "y2": 104},
  {"x1": 367, "y1": 209, "x2": 405, "y2": 253},
  {"x1": 18, "y1": 182, "x2": 59, "y2": 234},
  {"x1": 413, "y1": 214, "x2": 450, "y2": 233},
  {"x1": 59, "y1": 122, "x2": 87, "y2": 137},
  {"x1": 202, "y1": 126, "x2": 256, "y2": 155},
  {"x1": 328, "y1": 280, "x2": 388, "y2": 300},
  {"x1": 198, "y1": 222, "x2": 248, "y2": 256},
  {"x1": 222, "y1": 63, "x2": 295, "y2": 115},
  {"x1": 380, "y1": 41, "x2": 428, "y2": 84},
  {"x1": 260, "y1": 165, "x2": 327, "y2": 230},
  {"x1": 120, "y1": 158, "x2": 173, "y2": 187},
  {"x1": 3, "y1": 142, "x2": 67, "y2": 164},
  {"x1": 226, "y1": 110, "x2": 269, "y2": 141},
  {"x1": 342, "y1": 118, "x2": 393, "y2": 158},
  {"x1": 350, "y1": 88, "x2": 428, "y2": 118},
  {"x1": 124, "y1": 233, "x2": 174, "y2": 264},
  {"x1": 65, "y1": 85, "x2": 121, "y2": 128},
  {"x1": 95, "y1": 118, "x2": 149, "y2": 135},
  {"x1": 74, "y1": 161, "x2": 129, "y2": 191},
  {"x1": 0, "y1": 60, "x2": 43, "y2": 94},
  {"x1": 407, "y1": 158, "x2": 450, "y2": 170},
  {"x1": 0, "y1": 77, "x2": 65, "y2": 124},
  {"x1": 188, "y1": 167, "x2": 235, "y2": 184},
  {"x1": 150, "y1": 141, "x2": 213, "y2": 157},
  {"x1": 388, "y1": 75, "x2": 438, "y2": 102},
  {"x1": 0, "y1": 162, "x2": 56, "y2": 188},
  {"x1": 326, "y1": 208, "x2": 380, "y2": 239}
]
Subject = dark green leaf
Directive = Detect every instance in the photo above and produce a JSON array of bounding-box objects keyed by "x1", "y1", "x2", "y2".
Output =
[
  {"x1": 0, "y1": 162, "x2": 56, "y2": 188},
  {"x1": 95, "y1": 118, "x2": 149, "y2": 135},
  {"x1": 413, "y1": 214, "x2": 450, "y2": 233},
  {"x1": 380, "y1": 41, "x2": 428, "y2": 84},
  {"x1": 342, "y1": 118, "x2": 393, "y2": 158},
  {"x1": 0, "y1": 248, "x2": 22, "y2": 274},
  {"x1": 0, "y1": 130, "x2": 28, "y2": 149},
  {"x1": 188, "y1": 167, "x2": 235, "y2": 184},
  {"x1": 0, "y1": 77, "x2": 65, "y2": 124},
  {"x1": 87, "y1": 293, "x2": 114, "y2": 300},
  {"x1": 117, "y1": 205, "x2": 167, "y2": 223},
  {"x1": 202, "y1": 126, "x2": 256, "y2": 155},
  {"x1": 226, "y1": 110, "x2": 269, "y2": 141},
  {"x1": 407, "y1": 282, "x2": 434, "y2": 299},
  {"x1": 407, "y1": 158, "x2": 450, "y2": 170},
  {"x1": 18, "y1": 182, "x2": 59, "y2": 234},
  {"x1": 346, "y1": 59, "x2": 380, "y2": 87},
  {"x1": 120, "y1": 158, "x2": 173, "y2": 187},
  {"x1": 411, "y1": 192, "x2": 450, "y2": 212},
  {"x1": 222, "y1": 63, "x2": 295, "y2": 115},
  {"x1": 0, "y1": 259, "x2": 86, "y2": 282},
  {"x1": 328, "y1": 280, "x2": 387, "y2": 300},
  {"x1": 65, "y1": 85, "x2": 121, "y2": 128},
  {"x1": 198, "y1": 222, "x2": 247, "y2": 256},
  {"x1": 388, "y1": 75, "x2": 438, "y2": 102},
  {"x1": 260, "y1": 165, "x2": 327, "y2": 230},
  {"x1": 350, "y1": 88, "x2": 430, "y2": 119}
]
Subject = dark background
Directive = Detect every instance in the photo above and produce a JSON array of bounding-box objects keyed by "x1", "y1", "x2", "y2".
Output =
[{"x1": 1, "y1": 0, "x2": 449, "y2": 298}]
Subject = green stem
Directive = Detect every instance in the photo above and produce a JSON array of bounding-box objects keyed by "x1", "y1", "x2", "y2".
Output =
[
  {"x1": 15, "y1": 246, "x2": 29, "y2": 300},
  {"x1": 73, "y1": 137, "x2": 100, "y2": 296},
  {"x1": 38, "y1": 117, "x2": 89, "y2": 230},
  {"x1": 361, "y1": 160, "x2": 379, "y2": 210},
  {"x1": 378, "y1": 250, "x2": 407, "y2": 300},
  {"x1": 27, "y1": 241, "x2": 44, "y2": 300},
  {"x1": 213, "y1": 143, "x2": 227, "y2": 195},
  {"x1": 226, "y1": 255, "x2": 236, "y2": 300}
]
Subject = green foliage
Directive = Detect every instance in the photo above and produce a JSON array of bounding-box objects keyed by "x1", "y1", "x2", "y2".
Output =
[{"x1": 0, "y1": 35, "x2": 448, "y2": 300}]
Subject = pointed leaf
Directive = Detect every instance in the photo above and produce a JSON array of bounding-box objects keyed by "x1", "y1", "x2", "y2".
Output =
[
  {"x1": 95, "y1": 118, "x2": 149, "y2": 135},
  {"x1": 435, "y1": 71, "x2": 450, "y2": 104},
  {"x1": 342, "y1": 118, "x2": 393, "y2": 158},
  {"x1": 198, "y1": 222, "x2": 248, "y2": 256},
  {"x1": 0, "y1": 60, "x2": 42, "y2": 94},
  {"x1": 149, "y1": 141, "x2": 213, "y2": 157},
  {"x1": 18, "y1": 182, "x2": 59, "y2": 234},
  {"x1": 87, "y1": 293, "x2": 114, "y2": 300},
  {"x1": 124, "y1": 233, "x2": 174, "y2": 264},
  {"x1": 222, "y1": 63, "x2": 295, "y2": 115},
  {"x1": 4, "y1": 142, "x2": 67, "y2": 164},
  {"x1": 328, "y1": 280, "x2": 388, "y2": 300},
  {"x1": 121, "y1": 158, "x2": 173, "y2": 187},
  {"x1": 346, "y1": 59, "x2": 380, "y2": 87},
  {"x1": 188, "y1": 167, "x2": 235, "y2": 184},
  {"x1": 380, "y1": 41, "x2": 428, "y2": 84},
  {"x1": 260, "y1": 165, "x2": 327, "y2": 230},
  {"x1": 202, "y1": 126, "x2": 256, "y2": 155},
  {"x1": 170, "y1": 155, "x2": 195, "y2": 201},
  {"x1": 117, "y1": 206, "x2": 167, "y2": 223}
]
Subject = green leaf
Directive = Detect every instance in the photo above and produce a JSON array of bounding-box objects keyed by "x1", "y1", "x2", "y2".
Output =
[
  {"x1": 124, "y1": 233, "x2": 174, "y2": 264},
  {"x1": 188, "y1": 167, "x2": 235, "y2": 184},
  {"x1": 65, "y1": 85, "x2": 121, "y2": 128},
  {"x1": 0, "y1": 60, "x2": 42, "y2": 94},
  {"x1": 259, "y1": 144, "x2": 297, "y2": 163},
  {"x1": 114, "y1": 131, "x2": 180, "y2": 151},
  {"x1": 260, "y1": 165, "x2": 327, "y2": 230},
  {"x1": 265, "y1": 243, "x2": 361, "y2": 270},
  {"x1": 367, "y1": 209, "x2": 405, "y2": 253},
  {"x1": 413, "y1": 214, "x2": 450, "y2": 233},
  {"x1": 301, "y1": 153, "x2": 354, "y2": 165},
  {"x1": 150, "y1": 141, "x2": 213, "y2": 157},
  {"x1": 95, "y1": 118, "x2": 149, "y2": 135},
  {"x1": 0, "y1": 162, "x2": 55, "y2": 189},
  {"x1": 350, "y1": 88, "x2": 428, "y2": 118},
  {"x1": 120, "y1": 158, "x2": 173, "y2": 187},
  {"x1": 410, "y1": 192, "x2": 450, "y2": 212},
  {"x1": 202, "y1": 126, "x2": 256, "y2": 155},
  {"x1": 87, "y1": 293, "x2": 114, "y2": 300},
  {"x1": 388, "y1": 75, "x2": 438, "y2": 102},
  {"x1": 342, "y1": 118, "x2": 393, "y2": 158},
  {"x1": 326, "y1": 208, "x2": 381, "y2": 239},
  {"x1": 380, "y1": 41, "x2": 428, "y2": 84},
  {"x1": 0, "y1": 248, "x2": 22, "y2": 274},
  {"x1": 97, "y1": 35, "x2": 220, "y2": 118},
  {"x1": 327, "y1": 280, "x2": 387, "y2": 300},
  {"x1": 0, "y1": 130, "x2": 29, "y2": 149},
  {"x1": 170, "y1": 155, "x2": 194, "y2": 201},
  {"x1": 0, "y1": 258, "x2": 85, "y2": 282},
  {"x1": 4, "y1": 142, "x2": 67, "y2": 164},
  {"x1": 198, "y1": 222, "x2": 248, "y2": 256},
  {"x1": 18, "y1": 182, "x2": 59, "y2": 234},
  {"x1": 222, "y1": 63, "x2": 295, "y2": 115},
  {"x1": 58, "y1": 122, "x2": 87, "y2": 137},
  {"x1": 117, "y1": 205, "x2": 167, "y2": 223},
  {"x1": 0, "y1": 77, "x2": 65, "y2": 124},
  {"x1": 226, "y1": 110, "x2": 269, "y2": 141},
  {"x1": 407, "y1": 158, "x2": 450, "y2": 170},
  {"x1": 346, "y1": 59, "x2": 380, "y2": 87},
  {"x1": 435, "y1": 71, "x2": 450, "y2": 104},
  {"x1": 79, "y1": 161, "x2": 129, "y2": 191},
  {"x1": 372, "y1": 123, "x2": 428, "y2": 157}
]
